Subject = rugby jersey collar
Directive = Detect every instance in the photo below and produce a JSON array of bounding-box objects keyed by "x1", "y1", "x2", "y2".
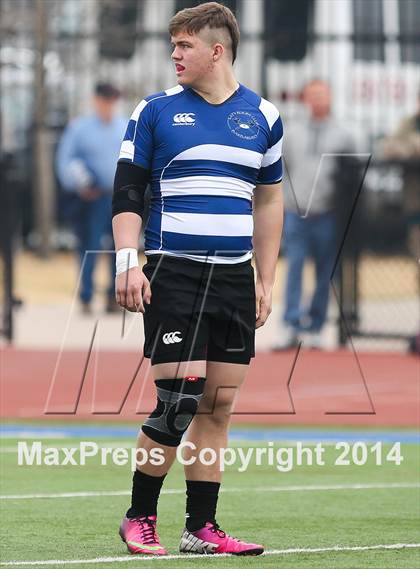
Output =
[{"x1": 188, "y1": 83, "x2": 244, "y2": 107}]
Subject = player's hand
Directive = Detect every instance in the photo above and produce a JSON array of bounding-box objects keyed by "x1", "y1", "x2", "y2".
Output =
[
  {"x1": 115, "y1": 266, "x2": 151, "y2": 313},
  {"x1": 255, "y1": 280, "x2": 272, "y2": 328}
]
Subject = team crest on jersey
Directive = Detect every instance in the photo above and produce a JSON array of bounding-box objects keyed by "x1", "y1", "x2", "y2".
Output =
[{"x1": 227, "y1": 111, "x2": 260, "y2": 140}]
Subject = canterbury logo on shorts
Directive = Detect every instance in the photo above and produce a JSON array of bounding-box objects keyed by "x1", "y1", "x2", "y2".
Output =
[
  {"x1": 162, "y1": 331, "x2": 183, "y2": 344},
  {"x1": 172, "y1": 113, "x2": 196, "y2": 125}
]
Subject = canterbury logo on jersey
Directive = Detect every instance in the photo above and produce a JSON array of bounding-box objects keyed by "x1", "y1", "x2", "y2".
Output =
[
  {"x1": 162, "y1": 331, "x2": 183, "y2": 344},
  {"x1": 173, "y1": 113, "x2": 196, "y2": 125}
]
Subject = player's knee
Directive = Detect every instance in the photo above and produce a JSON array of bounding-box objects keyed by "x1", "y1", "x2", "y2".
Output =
[
  {"x1": 198, "y1": 390, "x2": 235, "y2": 429},
  {"x1": 142, "y1": 377, "x2": 206, "y2": 447}
]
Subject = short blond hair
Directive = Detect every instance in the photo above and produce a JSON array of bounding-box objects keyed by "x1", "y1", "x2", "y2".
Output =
[{"x1": 168, "y1": 2, "x2": 240, "y2": 63}]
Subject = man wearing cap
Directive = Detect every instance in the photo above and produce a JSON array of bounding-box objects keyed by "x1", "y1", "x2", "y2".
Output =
[{"x1": 56, "y1": 83, "x2": 127, "y2": 313}]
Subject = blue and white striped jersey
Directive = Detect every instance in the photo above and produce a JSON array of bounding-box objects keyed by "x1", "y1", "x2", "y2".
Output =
[{"x1": 118, "y1": 83, "x2": 283, "y2": 264}]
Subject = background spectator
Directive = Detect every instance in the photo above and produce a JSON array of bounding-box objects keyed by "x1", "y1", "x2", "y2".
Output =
[
  {"x1": 380, "y1": 90, "x2": 420, "y2": 354},
  {"x1": 380, "y1": 90, "x2": 420, "y2": 260},
  {"x1": 273, "y1": 79, "x2": 356, "y2": 350},
  {"x1": 56, "y1": 83, "x2": 127, "y2": 313}
]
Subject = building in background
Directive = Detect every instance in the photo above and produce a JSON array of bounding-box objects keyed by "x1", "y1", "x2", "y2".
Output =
[{"x1": 1, "y1": 0, "x2": 419, "y2": 156}]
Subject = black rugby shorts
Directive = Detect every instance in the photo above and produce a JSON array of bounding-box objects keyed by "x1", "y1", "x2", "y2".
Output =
[{"x1": 142, "y1": 255, "x2": 256, "y2": 365}]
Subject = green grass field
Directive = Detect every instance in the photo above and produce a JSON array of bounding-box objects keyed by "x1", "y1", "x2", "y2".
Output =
[{"x1": 0, "y1": 427, "x2": 419, "y2": 568}]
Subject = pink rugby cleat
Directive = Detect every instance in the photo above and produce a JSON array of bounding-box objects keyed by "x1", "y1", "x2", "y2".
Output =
[
  {"x1": 179, "y1": 521, "x2": 264, "y2": 555},
  {"x1": 119, "y1": 515, "x2": 167, "y2": 555}
]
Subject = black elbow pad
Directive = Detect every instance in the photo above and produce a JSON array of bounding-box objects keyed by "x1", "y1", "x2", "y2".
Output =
[{"x1": 112, "y1": 161, "x2": 150, "y2": 218}]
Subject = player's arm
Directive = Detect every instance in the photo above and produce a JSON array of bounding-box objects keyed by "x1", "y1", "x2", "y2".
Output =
[
  {"x1": 253, "y1": 182, "x2": 284, "y2": 328},
  {"x1": 112, "y1": 161, "x2": 150, "y2": 312}
]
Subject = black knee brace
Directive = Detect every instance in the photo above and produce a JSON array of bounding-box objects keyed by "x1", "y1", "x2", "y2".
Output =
[{"x1": 142, "y1": 377, "x2": 206, "y2": 447}]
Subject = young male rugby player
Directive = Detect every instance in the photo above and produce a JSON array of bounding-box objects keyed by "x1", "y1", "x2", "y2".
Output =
[{"x1": 112, "y1": 2, "x2": 283, "y2": 556}]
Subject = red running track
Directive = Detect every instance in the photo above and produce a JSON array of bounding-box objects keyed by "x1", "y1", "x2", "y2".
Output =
[{"x1": 1, "y1": 347, "x2": 419, "y2": 426}]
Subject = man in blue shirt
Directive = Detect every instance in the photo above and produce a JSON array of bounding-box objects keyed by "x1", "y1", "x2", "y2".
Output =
[
  {"x1": 113, "y1": 2, "x2": 284, "y2": 556},
  {"x1": 56, "y1": 83, "x2": 127, "y2": 313},
  {"x1": 273, "y1": 79, "x2": 355, "y2": 350}
]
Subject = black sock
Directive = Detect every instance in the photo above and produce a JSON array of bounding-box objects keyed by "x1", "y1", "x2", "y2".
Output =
[
  {"x1": 185, "y1": 480, "x2": 221, "y2": 532},
  {"x1": 126, "y1": 470, "x2": 166, "y2": 518}
]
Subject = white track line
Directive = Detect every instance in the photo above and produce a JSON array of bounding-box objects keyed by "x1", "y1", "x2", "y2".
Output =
[
  {"x1": 1, "y1": 482, "x2": 419, "y2": 500},
  {"x1": 0, "y1": 543, "x2": 419, "y2": 566}
]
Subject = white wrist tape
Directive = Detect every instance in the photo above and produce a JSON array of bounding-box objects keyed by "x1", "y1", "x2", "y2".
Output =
[{"x1": 116, "y1": 248, "x2": 139, "y2": 276}]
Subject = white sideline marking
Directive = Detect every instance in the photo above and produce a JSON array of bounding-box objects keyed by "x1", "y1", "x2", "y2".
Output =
[
  {"x1": 0, "y1": 543, "x2": 419, "y2": 566},
  {"x1": 0, "y1": 441, "x2": 367, "y2": 453},
  {"x1": 1, "y1": 482, "x2": 419, "y2": 500}
]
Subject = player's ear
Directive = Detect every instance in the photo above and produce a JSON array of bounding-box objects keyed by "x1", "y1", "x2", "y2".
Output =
[{"x1": 212, "y1": 44, "x2": 224, "y2": 61}]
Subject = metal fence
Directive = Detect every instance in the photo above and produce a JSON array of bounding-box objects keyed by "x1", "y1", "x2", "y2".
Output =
[
  {"x1": 336, "y1": 159, "x2": 419, "y2": 346},
  {"x1": 0, "y1": 154, "x2": 23, "y2": 342}
]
